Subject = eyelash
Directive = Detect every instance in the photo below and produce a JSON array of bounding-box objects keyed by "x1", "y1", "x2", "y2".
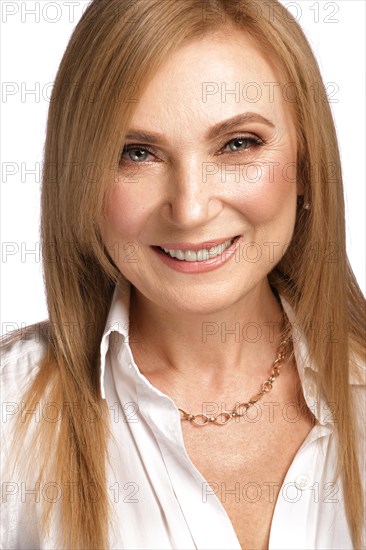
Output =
[{"x1": 119, "y1": 135, "x2": 265, "y2": 165}]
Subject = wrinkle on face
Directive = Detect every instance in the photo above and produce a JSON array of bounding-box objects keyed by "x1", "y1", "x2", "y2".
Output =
[{"x1": 101, "y1": 29, "x2": 299, "y2": 315}]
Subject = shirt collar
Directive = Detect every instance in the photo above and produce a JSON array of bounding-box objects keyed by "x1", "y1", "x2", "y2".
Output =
[
  {"x1": 279, "y1": 294, "x2": 365, "y2": 386},
  {"x1": 99, "y1": 282, "x2": 365, "y2": 400},
  {"x1": 99, "y1": 281, "x2": 130, "y2": 399}
]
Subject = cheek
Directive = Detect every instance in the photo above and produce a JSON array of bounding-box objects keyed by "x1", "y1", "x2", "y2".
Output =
[
  {"x1": 228, "y1": 155, "x2": 297, "y2": 222},
  {"x1": 103, "y1": 183, "x2": 153, "y2": 241}
]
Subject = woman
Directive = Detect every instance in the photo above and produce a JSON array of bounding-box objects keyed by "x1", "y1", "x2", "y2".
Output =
[{"x1": 1, "y1": 0, "x2": 365, "y2": 549}]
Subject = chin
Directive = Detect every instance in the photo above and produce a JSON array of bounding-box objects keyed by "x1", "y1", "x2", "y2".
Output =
[{"x1": 150, "y1": 282, "x2": 254, "y2": 316}]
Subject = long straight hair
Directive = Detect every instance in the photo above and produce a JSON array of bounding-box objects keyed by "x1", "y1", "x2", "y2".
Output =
[{"x1": 4, "y1": 1, "x2": 365, "y2": 548}]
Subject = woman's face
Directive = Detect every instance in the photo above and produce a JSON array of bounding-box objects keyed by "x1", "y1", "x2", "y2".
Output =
[{"x1": 102, "y1": 30, "x2": 299, "y2": 314}]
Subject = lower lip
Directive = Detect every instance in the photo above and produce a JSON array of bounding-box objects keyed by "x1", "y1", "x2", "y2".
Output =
[{"x1": 152, "y1": 236, "x2": 241, "y2": 274}]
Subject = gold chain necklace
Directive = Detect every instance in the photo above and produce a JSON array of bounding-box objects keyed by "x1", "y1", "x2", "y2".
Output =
[{"x1": 178, "y1": 326, "x2": 293, "y2": 427}]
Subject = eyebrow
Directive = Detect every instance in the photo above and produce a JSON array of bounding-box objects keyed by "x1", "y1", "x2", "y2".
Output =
[{"x1": 125, "y1": 112, "x2": 275, "y2": 144}]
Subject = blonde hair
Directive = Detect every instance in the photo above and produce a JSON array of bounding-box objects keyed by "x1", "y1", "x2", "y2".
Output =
[{"x1": 3, "y1": 0, "x2": 365, "y2": 548}]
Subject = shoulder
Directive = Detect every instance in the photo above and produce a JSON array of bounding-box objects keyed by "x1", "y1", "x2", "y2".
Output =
[
  {"x1": 1, "y1": 325, "x2": 51, "y2": 550},
  {"x1": 1, "y1": 323, "x2": 51, "y2": 463},
  {"x1": 1, "y1": 323, "x2": 49, "y2": 402}
]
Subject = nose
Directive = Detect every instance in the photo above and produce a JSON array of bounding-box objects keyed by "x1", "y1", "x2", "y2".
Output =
[{"x1": 160, "y1": 158, "x2": 223, "y2": 229}]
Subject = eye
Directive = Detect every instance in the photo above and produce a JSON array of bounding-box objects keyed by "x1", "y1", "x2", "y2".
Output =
[
  {"x1": 120, "y1": 146, "x2": 155, "y2": 164},
  {"x1": 221, "y1": 135, "x2": 264, "y2": 154}
]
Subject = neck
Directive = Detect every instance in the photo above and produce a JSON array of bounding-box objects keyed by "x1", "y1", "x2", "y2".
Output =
[{"x1": 128, "y1": 279, "x2": 288, "y2": 395}]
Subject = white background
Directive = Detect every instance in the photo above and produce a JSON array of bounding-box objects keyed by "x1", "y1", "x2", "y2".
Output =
[{"x1": 1, "y1": 0, "x2": 365, "y2": 330}]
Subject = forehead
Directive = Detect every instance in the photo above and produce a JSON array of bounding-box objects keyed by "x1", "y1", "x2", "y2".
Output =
[{"x1": 128, "y1": 30, "x2": 293, "y2": 134}]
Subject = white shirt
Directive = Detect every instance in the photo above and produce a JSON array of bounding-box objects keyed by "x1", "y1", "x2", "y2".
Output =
[{"x1": 1, "y1": 282, "x2": 365, "y2": 549}]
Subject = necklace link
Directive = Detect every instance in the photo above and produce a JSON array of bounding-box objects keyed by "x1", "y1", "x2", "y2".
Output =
[{"x1": 178, "y1": 328, "x2": 292, "y2": 427}]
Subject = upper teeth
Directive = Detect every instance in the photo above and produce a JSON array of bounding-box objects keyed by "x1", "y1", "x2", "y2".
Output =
[{"x1": 162, "y1": 238, "x2": 234, "y2": 262}]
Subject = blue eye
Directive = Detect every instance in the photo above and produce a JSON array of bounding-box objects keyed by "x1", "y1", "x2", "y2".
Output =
[
  {"x1": 224, "y1": 136, "x2": 263, "y2": 153},
  {"x1": 121, "y1": 147, "x2": 153, "y2": 163}
]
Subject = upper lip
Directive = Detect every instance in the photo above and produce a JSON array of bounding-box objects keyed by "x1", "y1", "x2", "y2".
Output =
[{"x1": 156, "y1": 236, "x2": 238, "y2": 251}]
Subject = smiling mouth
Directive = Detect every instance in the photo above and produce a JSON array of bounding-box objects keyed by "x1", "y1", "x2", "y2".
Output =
[{"x1": 155, "y1": 236, "x2": 240, "y2": 262}]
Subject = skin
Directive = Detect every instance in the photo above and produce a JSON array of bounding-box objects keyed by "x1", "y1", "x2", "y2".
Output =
[
  {"x1": 101, "y1": 30, "x2": 302, "y2": 410},
  {"x1": 101, "y1": 30, "x2": 315, "y2": 549}
]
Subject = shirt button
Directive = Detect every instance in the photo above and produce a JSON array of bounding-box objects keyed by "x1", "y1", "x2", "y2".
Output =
[{"x1": 294, "y1": 474, "x2": 311, "y2": 490}]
